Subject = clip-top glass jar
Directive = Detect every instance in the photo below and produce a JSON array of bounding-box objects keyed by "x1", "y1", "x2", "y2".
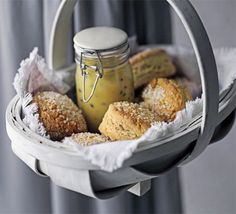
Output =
[{"x1": 73, "y1": 27, "x2": 134, "y2": 132}]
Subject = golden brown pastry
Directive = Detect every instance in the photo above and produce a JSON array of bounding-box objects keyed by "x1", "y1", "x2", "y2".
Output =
[
  {"x1": 142, "y1": 78, "x2": 192, "y2": 121},
  {"x1": 33, "y1": 91, "x2": 87, "y2": 141},
  {"x1": 99, "y1": 101, "x2": 163, "y2": 141},
  {"x1": 175, "y1": 77, "x2": 201, "y2": 98},
  {"x1": 129, "y1": 49, "x2": 176, "y2": 89},
  {"x1": 68, "y1": 132, "x2": 109, "y2": 146}
]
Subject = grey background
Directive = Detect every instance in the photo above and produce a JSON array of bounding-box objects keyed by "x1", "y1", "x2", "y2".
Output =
[{"x1": 0, "y1": 0, "x2": 235, "y2": 213}]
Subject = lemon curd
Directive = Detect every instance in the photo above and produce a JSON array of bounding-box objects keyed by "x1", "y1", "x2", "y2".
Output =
[
  {"x1": 74, "y1": 27, "x2": 134, "y2": 132},
  {"x1": 76, "y1": 59, "x2": 134, "y2": 132}
]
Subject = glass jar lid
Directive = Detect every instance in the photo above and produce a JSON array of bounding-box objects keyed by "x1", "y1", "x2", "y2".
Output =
[{"x1": 73, "y1": 26, "x2": 128, "y2": 51}]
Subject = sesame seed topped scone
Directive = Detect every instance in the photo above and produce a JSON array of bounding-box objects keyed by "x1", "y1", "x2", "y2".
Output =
[
  {"x1": 175, "y1": 77, "x2": 201, "y2": 99},
  {"x1": 142, "y1": 78, "x2": 192, "y2": 121},
  {"x1": 129, "y1": 49, "x2": 176, "y2": 89},
  {"x1": 33, "y1": 91, "x2": 87, "y2": 141},
  {"x1": 99, "y1": 101, "x2": 163, "y2": 141},
  {"x1": 67, "y1": 132, "x2": 109, "y2": 146}
]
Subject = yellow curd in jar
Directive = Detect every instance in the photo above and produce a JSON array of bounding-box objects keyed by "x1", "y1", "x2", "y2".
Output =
[{"x1": 76, "y1": 60, "x2": 134, "y2": 132}]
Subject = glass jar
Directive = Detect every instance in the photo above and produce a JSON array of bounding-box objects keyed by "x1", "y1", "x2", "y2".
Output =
[{"x1": 73, "y1": 27, "x2": 134, "y2": 132}]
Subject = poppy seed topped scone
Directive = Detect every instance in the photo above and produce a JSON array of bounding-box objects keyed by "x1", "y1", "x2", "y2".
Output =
[
  {"x1": 129, "y1": 49, "x2": 176, "y2": 89},
  {"x1": 142, "y1": 78, "x2": 192, "y2": 121},
  {"x1": 33, "y1": 91, "x2": 87, "y2": 141},
  {"x1": 67, "y1": 132, "x2": 109, "y2": 146},
  {"x1": 99, "y1": 101, "x2": 163, "y2": 141}
]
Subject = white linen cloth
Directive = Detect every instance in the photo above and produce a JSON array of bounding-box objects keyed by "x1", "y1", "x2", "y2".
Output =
[{"x1": 13, "y1": 46, "x2": 236, "y2": 172}]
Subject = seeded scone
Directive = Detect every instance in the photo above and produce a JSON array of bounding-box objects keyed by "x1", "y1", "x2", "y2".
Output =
[
  {"x1": 33, "y1": 91, "x2": 87, "y2": 141},
  {"x1": 99, "y1": 101, "x2": 163, "y2": 141},
  {"x1": 129, "y1": 49, "x2": 176, "y2": 89},
  {"x1": 67, "y1": 132, "x2": 109, "y2": 146},
  {"x1": 175, "y1": 77, "x2": 201, "y2": 98},
  {"x1": 142, "y1": 78, "x2": 192, "y2": 121}
]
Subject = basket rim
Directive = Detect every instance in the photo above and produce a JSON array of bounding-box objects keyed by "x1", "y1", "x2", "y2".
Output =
[
  {"x1": 6, "y1": 83, "x2": 236, "y2": 169},
  {"x1": 6, "y1": 74, "x2": 236, "y2": 170},
  {"x1": 9, "y1": 79, "x2": 236, "y2": 150},
  {"x1": 8, "y1": 82, "x2": 236, "y2": 150}
]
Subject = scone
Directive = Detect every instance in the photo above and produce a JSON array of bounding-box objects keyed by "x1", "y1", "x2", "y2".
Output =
[
  {"x1": 175, "y1": 77, "x2": 201, "y2": 98},
  {"x1": 129, "y1": 49, "x2": 176, "y2": 89},
  {"x1": 67, "y1": 132, "x2": 109, "y2": 146},
  {"x1": 99, "y1": 101, "x2": 163, "y2": 141},
  {"x1": 33, "y1": 91, "x2": 87, "y2": 141},
  {"x1": 142, "y1": 78, "x2": 192, "y2": 121}
]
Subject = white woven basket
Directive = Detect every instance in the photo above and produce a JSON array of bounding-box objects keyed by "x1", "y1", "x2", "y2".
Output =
[{"x1": 5, "y1": 0, "x2": 236, "y2": 199}]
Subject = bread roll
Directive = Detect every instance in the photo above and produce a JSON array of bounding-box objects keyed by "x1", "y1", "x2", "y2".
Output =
[
  {"x1": 33, "y1": 91, "x2": 87, "y2": 141},
  {"x1": 99, "y1": 101, "x2": 163, "y2": 141},
  {"x1": 129, "y1": 49, "x2": 176, "y2": 89},
  {"x1": 68, "y1": 132, "x2": 109, "y2": 146},
  {"x1": 142, "y1": 78, "x2": 192, "y2": 121}
]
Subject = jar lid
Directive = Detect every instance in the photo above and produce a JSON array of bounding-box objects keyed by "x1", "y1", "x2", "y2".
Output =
[{"x1": 73, "y1": 26, "x2": 128, "y2": 51}]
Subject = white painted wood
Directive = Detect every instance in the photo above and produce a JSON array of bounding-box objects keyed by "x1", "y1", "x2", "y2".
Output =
[
  {"x1": 48, "y1": 0, "x2": 77, "y2": 70},
  {"x1": 167, "y1": 0, "x2": 219, "y2": 165}
]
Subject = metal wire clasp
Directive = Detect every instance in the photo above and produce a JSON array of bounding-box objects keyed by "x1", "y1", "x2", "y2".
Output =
[{"x1": 79, "y1": 50, "x2": 104, "y2": 103}]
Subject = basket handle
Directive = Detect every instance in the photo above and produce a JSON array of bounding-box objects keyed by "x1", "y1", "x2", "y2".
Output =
[
  {"x1": 48, "y1": 0, "x2": 219, "y2": 164},
  {"x1": 48, "y1": 0, "x2": 78, "y2": 70},
  {"x1": 166, "y1": 0, "x2": 219, "y2": 164}
]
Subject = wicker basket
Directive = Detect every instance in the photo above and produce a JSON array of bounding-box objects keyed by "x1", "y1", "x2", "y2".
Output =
[{"x1": 5, "y1": 0, "x2": 236, "y2": 199}]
